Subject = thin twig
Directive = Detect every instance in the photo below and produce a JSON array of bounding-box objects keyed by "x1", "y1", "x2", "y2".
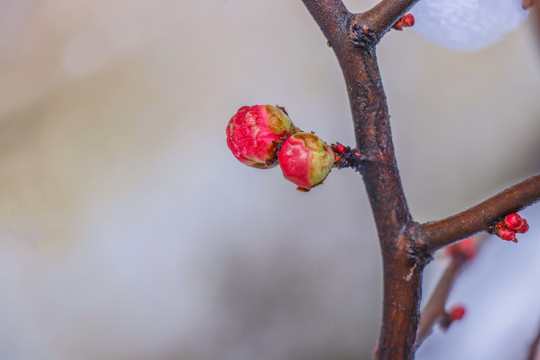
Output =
[
  {"x1": 418, "y1": 174, "x2": 540, "y2": 252},
  {"x1": 535, "y1": 0, "x2": 540, "y2": 49},
  {"x1": 528, "y1": 321, "x2": 540, "y2": 360},
  {"x1": 415, "y1": 236, "x2": 485, "y2": 348},
  {"x1": 360, "y1": 0, "x2": 421, "y2": 38},
  {"x1": 415, "y1": 256, "x2": 466, "y2": 347}
]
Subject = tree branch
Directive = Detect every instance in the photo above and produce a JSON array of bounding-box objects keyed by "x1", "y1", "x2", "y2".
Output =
[
  {"x1": 301, "y1": 0, "x2": 350, "y2": 46},
  {"x1": 528, "y1": 321, "x2": 540, "y2": 360},
  {"x1": 415, "y1": 256, "x2": 466, "y2": 348},
  {"x1": 301, "y1": 1, "x2": 539, "y2": 359},
  {"x1": 360, "y1": 0, "x2": 420, "y2": 39},
  {"x1": 337, "y1": 27, "x2": 420, "y2": 360},
  {"x1": 418, "y1": 174, "x2": 540, "y2": 252},
  {"x1": 302, "y1": 1, "x2": 425, "y2": 359},
  {"x1": 415, "y1": 236, "x2": 483, "y2": 348}
]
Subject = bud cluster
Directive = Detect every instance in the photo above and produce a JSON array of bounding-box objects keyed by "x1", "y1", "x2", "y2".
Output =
[
  {"x1": 332, "y1": 143, "x2": 365, "y2": 171},
  {"x1": 394, "y1": 13, "x2": 415, "y2": 31},
  {"x1": 226, "y1": 105, "x2": 336, "y2": 191},
  {"x1": 494, "y1": 213, "x2": 529, "y2": 243}
]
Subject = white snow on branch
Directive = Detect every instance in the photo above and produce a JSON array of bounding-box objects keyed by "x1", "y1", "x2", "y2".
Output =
[{"x1": 411, "y1": 0, "x2": 529, "y2": 51}]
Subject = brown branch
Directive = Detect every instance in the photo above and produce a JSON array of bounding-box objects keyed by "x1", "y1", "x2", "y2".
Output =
[
  {"x1": 415, "y1": 236, "x2": 483, "y2": 348},
  {"x1": 301, "y1": 1, "x2": 538, "y2": 359},
  {"x1": 415, "y1": 256, "x2": 466, "y2": 348},
  {"x1": 301, "y1": 0, "x2": 350, "y2": 46},
  {"x1": 340, "y1": 32, "x2": 421, "y2": 360},
  {"x1": 302, "y1": 1, "x2": 425, "y2": 359},
  {"x1": 418, "y1": 174, "x2": 540, "y2": 252},
  {"x1": 535, "y1": 0, "x2": 540, "y2": 52},
  {"x1": 528, "y1": 321, "x2": 540, "y2": 360},
  {"x1": 360, "y1": 0, "x2": 421, "y2": 39}
]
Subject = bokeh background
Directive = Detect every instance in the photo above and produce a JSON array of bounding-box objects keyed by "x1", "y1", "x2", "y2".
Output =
[{"x1": 0, "y1": 1, "x2": 539, "y2": 359}]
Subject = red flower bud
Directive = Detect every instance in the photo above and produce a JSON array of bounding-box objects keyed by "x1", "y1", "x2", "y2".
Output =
[
  {"x1": 226, "y1": 105, "x2": 295, "y2": 169},
  {"x1": 504, "y1": 213, "x2": 524, "y2": 230},
  {"x1": 278, "y1": 132, "x2": 335, "y2": 190},
  {"x1": 515, "y1": 219, "x2": 529, "y2": 234},
  {"x1": 446, "y1": 237, "x2": 476, "y2": 260},
  {"x1": 449, "y1": 305, "x2": 466, "y2": 320},
  {"x1": 401, "y1": 14, "x2": 415, "y2": 27},
  {"x1": 394, "y1": 14, "x2": 415, "y2": 31},
  {"x1": 496, "y1": 227, "x2": 516, "y2": 242}
]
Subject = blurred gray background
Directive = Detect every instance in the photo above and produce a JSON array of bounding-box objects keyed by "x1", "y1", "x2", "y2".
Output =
[{"x1": 0, "y1": 1, "x2": 539, "y2": 359}]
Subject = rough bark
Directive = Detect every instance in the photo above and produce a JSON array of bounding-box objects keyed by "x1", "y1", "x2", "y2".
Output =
[{"x1": 299, "y1": 1, "x2": 540, "y2": 359}]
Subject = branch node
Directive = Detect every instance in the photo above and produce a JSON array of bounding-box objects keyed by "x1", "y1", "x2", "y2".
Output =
[
  {"x1": 408, "y1": 222, "x2": 433, "y2": 263},
  {"x1": 332, "y1": 143, "x2": 367, "y2": 172},
  {"x1": 350, "y1": 14, "x2": 379, "y2": 48}
]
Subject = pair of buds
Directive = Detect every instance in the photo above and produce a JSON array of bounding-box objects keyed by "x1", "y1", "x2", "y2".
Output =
[{"x1": 226, "y1": 105, "x2": 335, "y2": 191}]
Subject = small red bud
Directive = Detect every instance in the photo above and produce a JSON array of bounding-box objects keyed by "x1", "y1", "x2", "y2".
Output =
[
  {"x1": 496, "y1": 227, "x2": 517, "y2": 241},
  {"x1": 449, "y1": 306, "x2": 466, "y2": 320},
  {"x1": 335, "y1": 143, "x2": 345, "y2": 153},
  {"x1": 354, "y1": 152, "x2": 361, "y2": 157},
  {"x1": 394, "y1": 14, "x2": 414, "y2": 31},
  {"x1": 504, "y1": 213, "x2": 524, "y2": 230},
  {"x1": 446, "y1": 237, "x2": 476, "y2": 260},
  {"x1": 515, "y1": 219, "x2": 529, "y2": 234},
  {"x1": 401, "y1": 14, "x2": 415, "y2": 27}
]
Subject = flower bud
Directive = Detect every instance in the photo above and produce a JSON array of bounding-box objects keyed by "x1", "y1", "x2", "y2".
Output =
[
  {"x1": 402, "y1": 13, "x2": 415, "y2": 27},
  {"x1": 278, "y1": 132, "x2": 335, "y2": 190},
  {"x1": 445, "y1": 237, "x2": 476, "y2": 260},
  {"x1": 335, "y1": 143, "x2": 346, "y2": 153},
  {"x1": 226, "y1": 105, "x2": 294, "y2": 169},
  {"x1": 504, "y1": 213, "x2": 524, "y2": 230},
  {"x1": 515, "y1": 218, "x2": 529, "y2": 234},
  {"x1": 496, "y1": 227, "x2": 516, "y2": 242},
  {"x1": 394, "y1": 13, "x2": 415, "y2": 30},
  {"x1": 449, "y1": 305, "x2": 466, "y2": 320}
]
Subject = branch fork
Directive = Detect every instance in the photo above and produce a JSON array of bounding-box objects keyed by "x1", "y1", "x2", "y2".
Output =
[{"x1": 298, "y1": 1, "x2": 540, "y2": 358}]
